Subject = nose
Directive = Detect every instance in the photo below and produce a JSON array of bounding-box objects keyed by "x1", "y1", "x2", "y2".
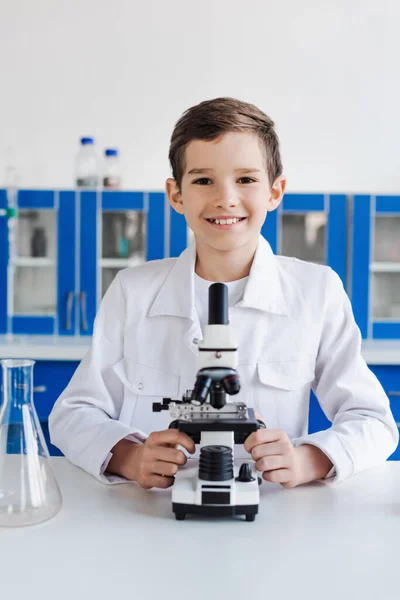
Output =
[{"x1": 212, "y1": 183, "x2": 239, "y2": 209}]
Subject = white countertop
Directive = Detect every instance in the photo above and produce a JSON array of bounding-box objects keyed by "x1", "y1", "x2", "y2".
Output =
[
  {"x1": 1, "y1": 458, "x2": 400, "y2": 600},
  {"x1": 0, "y1": 335, "x2": 400, "y2": 364}
]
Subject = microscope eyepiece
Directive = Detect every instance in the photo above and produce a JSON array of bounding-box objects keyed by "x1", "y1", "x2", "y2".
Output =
[{"x1": 208, "y1": 283, "x2": 228, "y2": 325}]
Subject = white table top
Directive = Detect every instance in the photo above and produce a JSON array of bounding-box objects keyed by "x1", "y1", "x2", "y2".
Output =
[
  {"x1": 1, "y1": 335, "x2": 400, "y2": 364},
  {"x1": 1, "y1": 458, "x2": 400, "y2": 600}
]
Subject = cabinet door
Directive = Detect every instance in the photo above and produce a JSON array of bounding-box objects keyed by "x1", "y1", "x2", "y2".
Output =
[
  {"x1": 57, "y1": 192, "x2": 77, "y2": 336},
  {"x1": 8, "y1": 191, "x2": 59, "y2": 335},
  {"x1": 352, "y1": 196, "x2": 400, "y2": 339},
  {"x1": 262, "y1": 194, "x2": 348, "y2": 288},
  {"x1": 0, "y1": 190, "x2": 8, "y2": 334},
  {"x1": 79, "y1": 191, "x2": 166, "y2": 336}
]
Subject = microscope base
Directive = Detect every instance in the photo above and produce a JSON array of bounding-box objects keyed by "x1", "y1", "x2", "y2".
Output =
[
  {"x1": 172, "y1": 503, "x2": 258, "y2": 521},
  {"x1": 171, "y1": 462, "x2": 260, "y2": 521}
]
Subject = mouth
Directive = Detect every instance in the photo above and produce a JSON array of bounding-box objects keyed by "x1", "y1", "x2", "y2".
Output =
[{"x1": 204, "y1": 217, "x2": 247, "y2": 230}]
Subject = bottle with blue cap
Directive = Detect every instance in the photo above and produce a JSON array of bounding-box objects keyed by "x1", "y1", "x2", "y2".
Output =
[
  {"x1": 75, "y1": 137, "x2": 101, "y2": 188},
  {"x1": 103, "y1": 148, "x2": 121, "y2": 189}
]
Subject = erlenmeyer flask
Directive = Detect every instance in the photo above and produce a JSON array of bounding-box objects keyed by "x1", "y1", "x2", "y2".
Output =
[{"x1": 0, "y1": 359, "x2": 62, "y2": 526}]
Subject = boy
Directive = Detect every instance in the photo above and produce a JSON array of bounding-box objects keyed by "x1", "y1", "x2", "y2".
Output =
[{"x1": 49, "y1": 97, "x2": 398, "y2": 489}]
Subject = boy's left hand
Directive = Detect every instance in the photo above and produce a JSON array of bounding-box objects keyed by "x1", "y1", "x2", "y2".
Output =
[{"x1": 244, "y1": 428, "x2": 333, "y2": 488}]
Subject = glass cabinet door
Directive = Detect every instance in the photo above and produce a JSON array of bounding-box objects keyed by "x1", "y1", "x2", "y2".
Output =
[
  {"x1": 352, "y1": 195, "x2": 400, "y2": 339},
  {"x1": 101, "y1": 210, "x2": 146, "y2": 298},
  {"x1": 79, "y1": 191, "x2": 166, "y2": 336},
  {"x1": 262, "y1": 194, "x2": 347, "y2": 287},
  {"x1": 9, "y1": 191, "x2": 59, "y2": 334},
  {"x1": 13, "y1": 208, "x2": 57, "y2": 316},
  {"x1": 280, "y1": 212, "x2": 327, "y2": 265},
  {"x1": 371, "y1": 214, "x2": 400, "y2": 321}
]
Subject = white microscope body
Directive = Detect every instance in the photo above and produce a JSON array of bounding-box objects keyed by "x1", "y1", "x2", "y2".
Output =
[{"x1": 153, "y1": 283, "x2": 264, "y2": 521}]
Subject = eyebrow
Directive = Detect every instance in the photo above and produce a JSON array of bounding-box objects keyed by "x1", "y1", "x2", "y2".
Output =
[{"x1": 187, "y1": 167, "x2": 262, "y2": 175}]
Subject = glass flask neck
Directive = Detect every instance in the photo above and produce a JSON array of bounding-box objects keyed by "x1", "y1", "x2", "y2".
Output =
[{"x1": 1, "y1": 359, "x2": 35, "y2": 416}]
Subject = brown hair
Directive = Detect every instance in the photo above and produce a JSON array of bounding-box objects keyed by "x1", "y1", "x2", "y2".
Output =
[{"x1": 169, "y1": 97, "x2": 283, "y2": 190}]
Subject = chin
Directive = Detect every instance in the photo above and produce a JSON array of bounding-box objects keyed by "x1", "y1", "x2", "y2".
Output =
[{"x1": 206, "y1": 236, "x2": 251, "y2": 253}]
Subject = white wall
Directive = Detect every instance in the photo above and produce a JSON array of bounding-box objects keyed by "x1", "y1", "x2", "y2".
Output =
[{"x1": 0, "y1": 0, "x2": 398, "y2": 193}]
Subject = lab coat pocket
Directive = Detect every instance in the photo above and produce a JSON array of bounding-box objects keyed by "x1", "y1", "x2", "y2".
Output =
[
  {"x1": 254, "y1": 359, "x2": 316, "y2": 435},
  {"x1": 113, "y1": 359, "x2": 181, "y2": 433},
  {"x1": 257, "y1": 359, "x2": 315, "y2": 391}
]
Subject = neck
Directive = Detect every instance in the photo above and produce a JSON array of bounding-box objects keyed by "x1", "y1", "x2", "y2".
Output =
[{"x1": 195, "y1": 238, "x2": 258, "y2": 282}]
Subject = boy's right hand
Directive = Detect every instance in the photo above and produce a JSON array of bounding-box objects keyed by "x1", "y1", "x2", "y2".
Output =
[{"x1": 108, "y1": 429, "x2": 196, "y2": 489}]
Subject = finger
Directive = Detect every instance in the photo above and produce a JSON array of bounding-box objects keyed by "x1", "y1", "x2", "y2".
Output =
[
  {"x1": 255, "y1": 455, "x2": 288, "y2": 473},
  {"x1": 148, "y1": 430, "x2": 196, "y2": 454},
  {"x1": 146, "y1": 475, "x2": 175, "y2": 489},
  {"x1": 151, "y1": 460, "x2": 179, "y2": 478},
  {"x1": 244, "y1": 429, "x2": 287, "y2": 453},
  {"x1": 251, "y1": 440, "x2": 293, "y2": 461},
  {"x1": 153, "y1": 446, "x2": 188, "y2": 467},
  {"x1": 262, "y1": 469, "x2": 291, "y2": 484}
]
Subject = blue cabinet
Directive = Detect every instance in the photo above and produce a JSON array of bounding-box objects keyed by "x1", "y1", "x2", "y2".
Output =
[
  {"x1": 309, "y1": 365, "x2": 400, "y2": 460},
  {"x1": 352, "y1": 195, "x2": 400, "y2": 339},
  {"x1": 370, "y1": 365, "x2": 400, "y2": 459},
  {"x1": 0, "y1": 190, "x2": 166, "y2": 336},
  {"x1": 169, "y1": 193, "x2": 348, "y2": 287}
]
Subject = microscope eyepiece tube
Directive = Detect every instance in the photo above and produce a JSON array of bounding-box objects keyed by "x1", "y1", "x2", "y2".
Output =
[{"x1": 208, "y1": 283, "x2": 228, "y2": 325}]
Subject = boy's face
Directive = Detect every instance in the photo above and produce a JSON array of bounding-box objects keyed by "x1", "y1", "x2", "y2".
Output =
[{"x1": 166, "y1": 131, "x2": 286, "y2": 255}]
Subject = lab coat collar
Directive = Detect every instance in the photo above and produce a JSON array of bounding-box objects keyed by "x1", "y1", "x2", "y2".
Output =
[{"x1": 149, "y1": 234, "x2": 288, "y2": 320}]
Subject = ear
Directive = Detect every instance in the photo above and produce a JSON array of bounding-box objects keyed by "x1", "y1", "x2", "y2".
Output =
[
  {"x1": 166, "y1": 178, "x2": 185, "y2": 215},
  {"x1": 267, "y1": 175, "x2": 287, "y2": 212}
]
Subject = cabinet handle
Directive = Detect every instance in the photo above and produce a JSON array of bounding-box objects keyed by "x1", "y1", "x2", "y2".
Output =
[
  {"x1": 79, "y1": 291, "x2": 89, "y2": 332},
  {"x1": 33, "y1": 385, "x2": 47, "y2": 393},
  {"x1": 388, "y1": 391, "x2": 400, "y2": 397},
  {"x1": 66, "y1": 290, "x2": 74, "y2": 331}
]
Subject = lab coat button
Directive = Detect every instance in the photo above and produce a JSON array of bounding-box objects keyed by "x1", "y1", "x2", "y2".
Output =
[
  {"x1": 137, "y1": 382, "x2": 144, "y2": 391},
  {"x1": 192, "y1": 338, "x2": 199, "y2": 345}
]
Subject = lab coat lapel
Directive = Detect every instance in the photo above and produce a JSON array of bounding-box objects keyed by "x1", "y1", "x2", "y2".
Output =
[{"x1": 237, "y1": 236, "x2": 289, "y2": 316}]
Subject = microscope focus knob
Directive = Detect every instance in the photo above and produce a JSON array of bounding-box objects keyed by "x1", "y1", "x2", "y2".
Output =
[{"x1": 235, "y1": 463, "x2": 255, "y2": 483}]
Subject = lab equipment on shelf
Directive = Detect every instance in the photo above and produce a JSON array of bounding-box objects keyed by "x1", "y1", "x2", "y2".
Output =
[
  {"x1": 75, "y1": 137, "x2": 101, "y2": 188},
  {"x1": 103, "y1": 148, "x2": 121, "y2": 189}
]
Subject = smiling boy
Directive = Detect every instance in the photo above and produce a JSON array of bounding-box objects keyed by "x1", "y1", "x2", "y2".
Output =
[{"x1": 49, "y1": 97, "x2": 398, "y2": 489}]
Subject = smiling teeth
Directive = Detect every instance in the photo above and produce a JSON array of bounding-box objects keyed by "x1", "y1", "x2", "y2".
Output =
[{"x1": 209, "y1": 218, "x2": 242, "y2": 225}]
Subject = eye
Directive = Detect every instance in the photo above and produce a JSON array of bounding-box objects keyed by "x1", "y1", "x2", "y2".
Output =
[
  {"x1": 238, "y1": 177, "x2": 257, "y2": 184},
  {"x1": 192, "y1": 178, "x2": 212, "y2": 185}
]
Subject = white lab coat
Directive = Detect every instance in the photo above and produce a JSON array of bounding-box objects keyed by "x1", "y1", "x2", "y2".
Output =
[{"x1": 49, "y1": 235, "x2": 399, "y2": 485}]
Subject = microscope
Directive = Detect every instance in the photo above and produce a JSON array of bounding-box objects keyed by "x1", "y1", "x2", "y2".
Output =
[{"x1": 153, "y1": 282, "x2": 265, "y2": 521}]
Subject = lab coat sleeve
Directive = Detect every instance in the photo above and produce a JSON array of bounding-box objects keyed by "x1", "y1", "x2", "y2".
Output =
[
  {"x1": 291, "y1": 268, "x2": 399, "y2": 484},
  {"x1": 48, "y1": 271, "x2": 147, "y2": 485}
]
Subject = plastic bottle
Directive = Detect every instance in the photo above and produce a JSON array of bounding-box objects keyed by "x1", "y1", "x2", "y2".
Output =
[
  {"x1": 103, "y1": 148, "x2": 121, "y2": 189},
  {"x1": 75, "y1": 137, "x2": 101, "y2": 188}
]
